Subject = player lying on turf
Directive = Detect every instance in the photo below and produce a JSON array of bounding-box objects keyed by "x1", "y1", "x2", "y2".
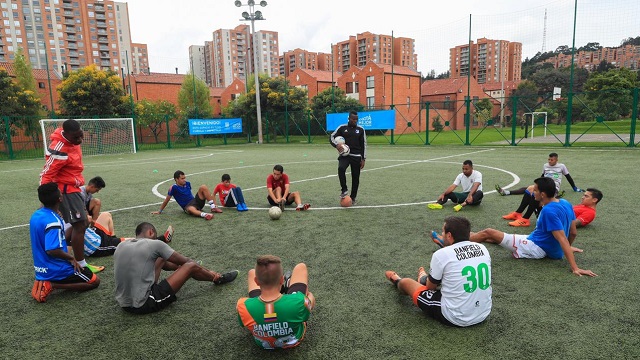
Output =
[
  {"x1": 30, "y1": 183, "x2": 100, "y2": 303},
  {"x1": 76, "y1": 211, "x2": 174, "y2": 257},
  {"x1": 386, "y1": 216, "x2": 492, "y2": 327},
  {"x1": 152, "y1": 170, "x2": 222, "y2": 220},
  {"x1": 237, "y1": 255, "x2": 315, "y2": 349},
  {"x1": 470, "y1": 177, "x2": 597, "y2": 277},
  {"x1": 114, "y1": 222, "x2": 238, "y2": 314}
]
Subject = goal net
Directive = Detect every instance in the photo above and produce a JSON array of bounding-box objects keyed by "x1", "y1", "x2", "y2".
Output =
[{"x1": 40, "y1": 118, "x2": 136, "y2": 156}]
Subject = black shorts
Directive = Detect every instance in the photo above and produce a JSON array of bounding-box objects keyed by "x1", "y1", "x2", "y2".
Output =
[
  {"x1": 122, "y1": 279, "x2": 177, "y2": 315},
  {"x1": 60, "y1": 192, "x2": 88, "y2": 224},
  {"x1": 52, "y1": 267, "x2": 97, "y2": 285},
  {"x1": 413, "y1": 288, "x2": 457, "y2": 327},
  {"x1": 185, "y1": 195, "x2": 206, "y2": 212},
  {"x1": 267, "y1": 196, "x2": 295, "y2": 206},
  {"x1": 248, "y1": 283, "x2": 308, "y2": 298},
  {"x1": 90, "y1": 227, "x2": 122, "y2": 257}
]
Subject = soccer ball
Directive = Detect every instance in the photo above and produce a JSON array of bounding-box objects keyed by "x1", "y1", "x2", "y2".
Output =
[
  {"x1": 268, "y1": 206, "x2": 282, "y2": 220},
  {"x1": 334, "y1": 136, "x2": 345, "y2": 144},
  {"x1": 339, "y1": 144, "x2": 350, "y2": 156},
  {"x1": 340, "y1": 195, "x2": 352, "y2": 207}
]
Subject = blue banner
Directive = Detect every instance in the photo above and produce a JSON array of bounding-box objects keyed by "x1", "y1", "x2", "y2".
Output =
[
  {"x1": 326, "y1": 110, "x2": 395, "y2": 131},
  {"x1": 188, "y1": 118, "x2": 243, "y2": 135}
]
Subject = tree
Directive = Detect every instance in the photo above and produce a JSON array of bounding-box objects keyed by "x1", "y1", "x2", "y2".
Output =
[
  {"x1": 0, "y1": 70, "x2": 43, "y2": 145},
  {"x1": 12, "y1": 48, "x2": 44, "y2": 139},
  {"x1": 58, "y1": 64, "x2": 128, "y2": 116},
  {"x1": 512, "y1": 80, "x2": 539, "y2": 113},
  {"x1": 473, "y1": 98, "x2": 493, "y2": 125},
  {"x1": 223, "y1": 75, "x2": 308, "y2": 139},
  {"x1": 310, "y1": 87, "x2": 362, "y2": 124},
  {"x1": 578, "y1": 42, "x2": 602, "y2": 52},
  {"x1": 177, "y1": 73, "x2": 213, "y2": 136},
  {"x1": 584, "y1": 67, "x2": 638, "y2": 120},
  {"x1": 135, "y1": 99, "x2": 177, "y2": 143},
  {"x1": 530, "y1": 66, "x2": 589, "y2": 95},
  {"x1": 595, "y1": 60, "x2": 616, "y2": 73}
]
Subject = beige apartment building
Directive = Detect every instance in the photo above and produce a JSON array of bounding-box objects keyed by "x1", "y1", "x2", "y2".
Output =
[
  {"x1": 331, "y1": 32, "x2": 418, "y2": 73},
  {"x1": 0, "y1": 0, "x2": 145, "y2": 74},
  {"x1": 204, "y1": 24, "x2": 279, "y2": 88},
  {"x1": 279, "y1": 48, "x2": 332, "y2": 77},
  {"x1": 450, "y1": 38, "x2": 522, "y2": 84}
]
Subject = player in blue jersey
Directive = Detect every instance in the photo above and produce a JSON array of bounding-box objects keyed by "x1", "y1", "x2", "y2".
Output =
[
  {"x1": 30, "y1": 182, "x2": 100, "y2": 303},
  {"x1": 470, "y1": 177, "x2": 597, "y2": 277},
  {"x1": 152, "y1": 170, "x2": 222, "y2": 220}
]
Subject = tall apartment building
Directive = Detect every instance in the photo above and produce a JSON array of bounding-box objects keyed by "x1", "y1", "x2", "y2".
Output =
[
  {"x1": 0, "y1": 0, "x2": 146, "y2": 74},
  {"x1": 331, "y1": 32, "x2": 418, "y2": 73},
  {"x1": 188, "y1": 44, "x2": 206, "y2": 81},
  {"x1": 450, "y1": 38, "x2": 522, "y2": 84},
  {"x1": 130, "y1": 42, "x2": 148, "y2": 74},
  {"x1": 279, "y1": 48, "x2": 331, "y2": 77},
  {"x1": 207, "y1": 24, "x2": 279, "y2": 88}
]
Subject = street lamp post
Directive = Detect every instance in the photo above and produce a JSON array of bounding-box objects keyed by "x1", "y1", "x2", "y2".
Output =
[{"x1": 235, "y1": 0, "x2": 267, "y2": 144}]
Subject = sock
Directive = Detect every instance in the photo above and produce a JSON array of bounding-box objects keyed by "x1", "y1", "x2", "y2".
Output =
[
  {"x1": 200, "y1": 212, "x2": 206, "y2": 218},
  {"x1": 504, "y1": 190, "x2": 511, "y2": 195},
  {"x1": 296, "y1": 203, "x2": 303, "y2": 208},
  {"x1": 419, "y1": 275, "x2": 428, "y2": 285},
  {"x1": 208, "y1": 200, "x2": 215, "y2": 207},
  {"x1": 78, "y1": 259, "x2": 88, "y2": 267}
]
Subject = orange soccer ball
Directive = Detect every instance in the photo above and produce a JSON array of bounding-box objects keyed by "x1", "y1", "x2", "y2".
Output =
[{"x1": 340, "y1": 195, "x2": 352, "y2": 207}]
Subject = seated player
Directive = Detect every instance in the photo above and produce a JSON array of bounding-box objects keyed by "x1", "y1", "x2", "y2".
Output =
[
  {"x1": 470, "y1": 177, "x2": 597, "y2": 277},
  {"x1": 237, "y1": 255, "x2": 315, "y2": 349},
  {"x1": 80, "y1": 176, "x2": 106, "y2": 218},
  {"x1": 114, "y1": 222, "x2": 238, "y2": 314},
  {"x1": 386, "y1": 216, "x2": 492, "y2": 327},
  {"x1": 428, "y1": 160, "x2": 483, "y2": 212},
  {"x1": 573, "y1": 188, "x2": 602, "y2": 228},
  {"x1": 212, "y1": 173, "x2": 248, "y2": 211},
  {"x1": 80, "y1": 211, "x2": 174, "y2": 257},
  {"x1": 499, "y1": 186, "x2": 602, "y2": 228},
  {"x1": 152, "y1": 170, "x2": 222, "y2": 220},
  {"x1": 266, "y1": 165, "x2": 310, "y2": 211},
  {"x1": 30, "y1": 183, "x2": 100, "y2": 303}
]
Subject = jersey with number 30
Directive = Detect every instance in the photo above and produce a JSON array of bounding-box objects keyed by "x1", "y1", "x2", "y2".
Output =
[{"x1": 429, "y1": 241, "x2": 492, "y2": 327}]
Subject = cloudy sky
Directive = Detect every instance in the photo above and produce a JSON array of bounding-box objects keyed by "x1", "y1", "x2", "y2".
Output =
[{"x1": 124, "y1": 0, "x2": 639, "y2": 76}]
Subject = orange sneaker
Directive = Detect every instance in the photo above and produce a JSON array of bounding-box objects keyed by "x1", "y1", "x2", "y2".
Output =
[
  {"x1": 31, "y1": 280, "x2": 53, "y2": 303},
  {"x1": 509, "y1": 218, "x2": 531, "y2": 227},
  {"x1": 502, "y1": 211, "x2": 522, "y2": 220}
]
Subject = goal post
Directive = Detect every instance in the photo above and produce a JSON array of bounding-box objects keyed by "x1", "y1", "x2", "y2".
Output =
[
  {"x1": 522, "y1": 112, "x2": 548, "y2": 138},
  {"x1": 40, "y1": 118, "x2": 136, "y2": 156}
]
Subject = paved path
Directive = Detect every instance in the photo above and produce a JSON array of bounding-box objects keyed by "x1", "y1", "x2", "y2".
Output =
[{"x1": 493, "y1": 133, "x2": 632, "y2": 145}]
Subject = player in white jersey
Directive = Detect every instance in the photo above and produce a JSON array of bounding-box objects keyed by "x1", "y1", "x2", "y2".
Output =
[
  {"x1": 428, "y1": 160, "x2": 484, "y2": 212},
  {"x1": 386, "y1": 216, "x2": 492, "y2": 327}
]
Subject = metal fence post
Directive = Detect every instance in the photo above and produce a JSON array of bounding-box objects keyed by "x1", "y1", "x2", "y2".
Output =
[
  {"x1": 424, "y1": 102, "x2": 430, "y2": 145},
  {"x1": 630, "y1": 87, "x2": 638, "y2": 147},
  {"x1": 511, "y1": 96, "x2": 518, "y2": 146}
]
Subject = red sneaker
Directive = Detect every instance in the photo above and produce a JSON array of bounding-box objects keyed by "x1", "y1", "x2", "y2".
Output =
[
  {"x1": 31, "y1": 280, "x2": 53, "y2": 303},
  {"x1": 509, "y1": 218, "x2": 531, "y2": 227},
  {"x1": 502, "y1": 211, "x2": 522, "y2": 220},
  {"x1": 211, "y1": 206, "x2": 223, "y2": 213}
]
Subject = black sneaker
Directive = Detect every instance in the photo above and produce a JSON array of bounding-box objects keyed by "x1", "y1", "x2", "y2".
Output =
[
  {"x1": 340, "y1": 190, "x2": 348, "y2": 199},
  {"x1": 280, "y1": 270, "x2": 292, "y2": 293},
  {"x1": 214, "y1": 270, "x2": 239, "y2": 285},
  {"x1": 279, "y1": 199, "x2": 286, "y2": 212},
  {"x1": 351, "y1": 199, "x2": 358, "y2": 206}
]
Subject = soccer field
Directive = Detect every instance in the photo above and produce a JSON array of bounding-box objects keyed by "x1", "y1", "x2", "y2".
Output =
[{"x1": 1, "y1": 144, "x2": 638, "y2": 359}]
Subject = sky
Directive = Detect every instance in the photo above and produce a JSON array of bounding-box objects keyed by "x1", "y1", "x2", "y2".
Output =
[{"x1": 124, "y1": 0, "x2": 640, "y2": 76}]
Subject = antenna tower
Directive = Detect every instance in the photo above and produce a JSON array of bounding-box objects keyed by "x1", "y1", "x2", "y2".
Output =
[{"x1": 541, "y1": 8, "x2": 548, "y2": 52}]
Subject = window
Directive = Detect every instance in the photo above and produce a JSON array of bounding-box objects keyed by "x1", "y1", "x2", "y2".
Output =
[
  {"x1": 366, "y1": 96, "x2": 375, "y2": 109},
  {"x1": 366, "y1": 76, "x2": 374, "y2": 89}
]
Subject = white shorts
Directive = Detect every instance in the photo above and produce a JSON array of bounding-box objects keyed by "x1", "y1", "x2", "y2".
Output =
[{"x1": 499, "y1": 233, "x2": 546, "y2": 259}]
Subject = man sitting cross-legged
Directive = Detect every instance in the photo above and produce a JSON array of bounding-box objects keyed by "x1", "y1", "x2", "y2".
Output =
[
  {"x1": 386, "y1": 216, "x2": 492, "y2": 327},
  {"x1": 114, "y1": 222, "x2": 238, "y2": 314},
  {"x1": 237, "y1": 256, "x2": 315, "y2": 349}
]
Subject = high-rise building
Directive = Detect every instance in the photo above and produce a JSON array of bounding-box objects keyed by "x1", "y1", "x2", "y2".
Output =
[
  {"x1": 189, "y1": 45, "x2": 206, "y2": 81},
  {"x1": 131, "y1": 42, "x2": 148, "y2": 74},
  {"x1": 208, "y1": 24, "x2": 279, "y2": 88},
  {"x1": 450, "y1": 38, "x2": 522, "y2": 84},
  {"x1": 279, "y1": 48, "x2": 332, "y2": 77},
  {"x1": 331, "y1": 32, "x2": 417, "y2": 73},
  {"x1": 0, "y1": 0, "x2": 143, "y2": 74}
]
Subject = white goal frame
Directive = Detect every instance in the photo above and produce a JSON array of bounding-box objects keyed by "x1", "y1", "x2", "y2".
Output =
[
  {"x1": 523, "y1": 112, "x2": 548, "y2": 138},
  {"x1": 40, "y1": 118, "x2": 136, "y2": 156}
]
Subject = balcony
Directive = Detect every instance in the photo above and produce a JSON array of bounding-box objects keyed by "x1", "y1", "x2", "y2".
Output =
[
  {"x1": 100, "y1": 60, "x2": 110, "y2": 66},
  {"x1": 98, "y1": 37, "x2": 108, "y2": 43},
  {"x1": 67, "y1": 35, "x2": 76, "y2": 41},
  {"x1": 100, "y1": 52, "x2": 110, "y2": 58},
  {"x1": 94, "y1": 5, "x2": 104, "y2": 11},
  {"x1": 97, "y1": 29, "x2": 107, "y2": 35},
  {"x1": 62, "y1": 3, "x2": 72, "y2": 9},
  {"x1": 99, "y1": 46, "x2": 109, "y2": 51},
  {"x1": 64, "y1": 11, "x2": 73, "y2": 17},
  {"x1": 64, "y1": 20, "x2": 74, "y2": 25},
  {"x1": 65, "y1": 26, "x2": 76, "y2": 33},
  {"x1": 67, "y1": 43, "x2": 77, "y2": 49},
  {"x1": 69, "y1": 59, "x2": 80, "y2": 65},
  {"x1": 96, "y1": 22, "x2": 107, "y2": 28},
  {"x1": 68, "y1": 51, "x2": 78, "y2": 57},
  {"x1": 96, "y1": 14, "x2": 106, "y2": 20}
]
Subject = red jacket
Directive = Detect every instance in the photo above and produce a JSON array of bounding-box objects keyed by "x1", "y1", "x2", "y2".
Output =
[{"x1": 40, "y1": 127, "x2": 85, "y2": 193}]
